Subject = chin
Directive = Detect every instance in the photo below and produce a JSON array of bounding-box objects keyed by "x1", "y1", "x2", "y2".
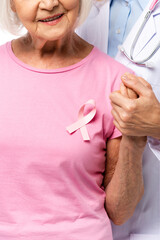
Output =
[{"x1": 38, "y1": 30, "x2": 69, "y2": 41}]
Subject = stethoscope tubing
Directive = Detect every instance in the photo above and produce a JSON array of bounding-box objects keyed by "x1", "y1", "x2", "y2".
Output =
[{"x1": 120, "y1": 0, "x2": 160, "y2": 68}]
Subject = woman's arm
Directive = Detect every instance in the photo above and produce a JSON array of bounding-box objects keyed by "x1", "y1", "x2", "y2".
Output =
[{"x1": 104, "y1": 135, "x2": 146, "y2": 225}]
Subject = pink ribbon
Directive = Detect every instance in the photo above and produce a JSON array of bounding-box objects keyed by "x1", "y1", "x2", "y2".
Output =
[{"x1": 66, "y1": 99, "x2": 96, "y2": 141}]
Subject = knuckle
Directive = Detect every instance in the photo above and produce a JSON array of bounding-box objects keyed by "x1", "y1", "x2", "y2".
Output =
[
  {"x1": 146, "y1": 82, "x2": 152, "y2": 89},
  {"x1": 145, "y1": 89, "x2": 153, "y2": 98},
  {"x1": 139, "y1": 77, "x2": 152, "y2": 89},
  {"x1": 126, "y1": 101, "x2": 136, "y2": 112},
  {"x1": 121, "y1": 112, "x2": 129, "y2": 122},
  {"x1": 132, "y1": 77, "x2": 139, "y2": 85}
]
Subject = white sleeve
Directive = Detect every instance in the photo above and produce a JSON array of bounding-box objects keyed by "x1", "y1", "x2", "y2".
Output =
[{"x1": 148, "y1": 137, "x2": 160, "y2": 161}]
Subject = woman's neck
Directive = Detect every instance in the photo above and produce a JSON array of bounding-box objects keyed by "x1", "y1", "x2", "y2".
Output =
[{"x1": 11, "y1": 32, "x2": 93, "y2": 69}]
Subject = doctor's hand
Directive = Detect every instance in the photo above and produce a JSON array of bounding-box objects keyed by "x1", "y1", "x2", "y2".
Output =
[{"x1": 110, "y1": 73, "x2": 160, "y2": 139}]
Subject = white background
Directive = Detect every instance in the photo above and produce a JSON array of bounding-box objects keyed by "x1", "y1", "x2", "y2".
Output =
[
  {"x1": 0, "y1": 30, "x2": 16, "y2": 45},
  {"x1": 0, "y1": 29, "x2": 21, "y2": 45}
]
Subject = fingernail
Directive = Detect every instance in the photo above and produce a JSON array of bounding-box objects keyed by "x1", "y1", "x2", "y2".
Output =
[{"x1": 121, "y1": 75, "x2": 128, "y2": 81}]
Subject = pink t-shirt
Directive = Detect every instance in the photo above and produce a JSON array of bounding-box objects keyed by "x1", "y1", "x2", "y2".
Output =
[{"x1": 0, "y1": 42, "x2": 131, "y2": 240}]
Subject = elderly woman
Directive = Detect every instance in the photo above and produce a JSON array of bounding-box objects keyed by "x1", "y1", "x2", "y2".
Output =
[{"x1": 0, "y1": 0, "x2": 146, "y2": 239}]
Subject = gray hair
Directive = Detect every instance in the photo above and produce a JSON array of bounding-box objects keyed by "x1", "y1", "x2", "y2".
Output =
[{"x1": 0, "y1": 0, "x2": 92, "y2": 36}]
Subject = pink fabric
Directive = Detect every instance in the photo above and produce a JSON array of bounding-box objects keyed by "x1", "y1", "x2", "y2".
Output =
[
  {"x1": 0, "y1": 42, "x2": 131, "y2": 240},
  {"x1": 66, "y1": 99, "x2": 96, "y2": 141}
]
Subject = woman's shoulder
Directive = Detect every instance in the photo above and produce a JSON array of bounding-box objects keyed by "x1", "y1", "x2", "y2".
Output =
[
  {"x1": 88, "y1": 47, "x2": 133, "y2": 91},
  {"x1": 0, "y1": 41, "x2": 9, "y2": 58}
]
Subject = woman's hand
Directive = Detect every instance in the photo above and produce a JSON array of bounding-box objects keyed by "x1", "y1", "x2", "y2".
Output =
[{"x1": 110, "y1": 73, "x2": 160, "y2": 139}]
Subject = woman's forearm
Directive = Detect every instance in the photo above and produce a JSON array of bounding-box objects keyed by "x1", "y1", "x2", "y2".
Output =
[{"x1": 105, "y1": 135, "x2": 146, "y2": 225}]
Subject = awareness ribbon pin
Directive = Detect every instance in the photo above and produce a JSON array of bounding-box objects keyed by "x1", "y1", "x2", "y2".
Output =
[{"x1": 66, "y1": 99, "x2": 96, "y2": 141}]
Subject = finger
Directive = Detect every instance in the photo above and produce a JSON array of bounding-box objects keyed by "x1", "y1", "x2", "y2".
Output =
[
  {"x1": 110, "y1": 92, "x2": 137, "y2": 111},
  {"x1": 121, "y1": 73, "x2": 152, "y2": 96},
  {"x1": 113, "y1": 119, "x2": 122, "y2": 133},
  {"x1": 111, "y1": 108, "x2": 122, "y2": 125},
  {"x1": 112, "y1": 103, "x2": 134, "y2": 127},
  {"x1": 120, "y1": 82, "x2": 138, "y2": 99},
  {"x1": 113, "y1": 119, "x2": 140, "y2": 136},
  {"x1": 124, "y1": 73, "x2": 152, "y2": 89},
  {"x1": 137, "y1": 77, "x2": 152, "y2": 90},
  {"x1": 111, "y1": 102, "x2": 125, "y2": 118},
  {"x1": 111, "y1": 103, "x2": 122, "y2": 118},
  {"x1": 127, "y1": 88, "x2": 138, "y2": 99},
  {"x1": 120, "y1": 83, "x2": 128, "y2": 97}
]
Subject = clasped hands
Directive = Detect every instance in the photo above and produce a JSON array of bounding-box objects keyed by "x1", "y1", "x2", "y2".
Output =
[{"x1": 110, "y1": 73, "x2": 160, "y2": 140}]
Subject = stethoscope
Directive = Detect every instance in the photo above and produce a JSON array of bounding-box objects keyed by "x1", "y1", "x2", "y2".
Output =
[{"x1": 119, "y1": 0, "x2": 160, "y2": 68}]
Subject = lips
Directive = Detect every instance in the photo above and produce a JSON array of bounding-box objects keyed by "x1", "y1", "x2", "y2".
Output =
[{"x1": 39, "y1": 14, "x2": 64, "y2": 22}]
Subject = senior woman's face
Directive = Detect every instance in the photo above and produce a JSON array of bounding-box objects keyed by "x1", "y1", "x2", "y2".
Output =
[{"x1": 11, "y1": 0, "x2": 80, "y2": 40}]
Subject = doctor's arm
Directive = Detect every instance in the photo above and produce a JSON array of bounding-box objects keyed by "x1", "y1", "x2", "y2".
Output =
[
  {"x1": 104, "y1": 134, "x2": 146, "y2": 225},
  {"x1": 110, "y1": 73, "x2": 160, "y2": 139}
]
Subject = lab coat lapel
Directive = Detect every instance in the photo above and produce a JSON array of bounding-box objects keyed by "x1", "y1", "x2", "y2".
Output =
[
  {"x1": 92, "y1": 0, "x2": 110, "y2": 52},
  {"x1": 76, "y1": 0, "x2": 110, "y2": 53},
  {"x1": 120, "y1": 0, "x2": 160, "y2": 61},
  {"x1": 89, "y1": 0, "x2": 110, "y2": 52}
]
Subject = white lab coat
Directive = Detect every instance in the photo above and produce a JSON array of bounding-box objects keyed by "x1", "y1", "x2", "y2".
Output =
[{"x1": 77, "y1": 0, "x2": 160, "y2": 239}]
